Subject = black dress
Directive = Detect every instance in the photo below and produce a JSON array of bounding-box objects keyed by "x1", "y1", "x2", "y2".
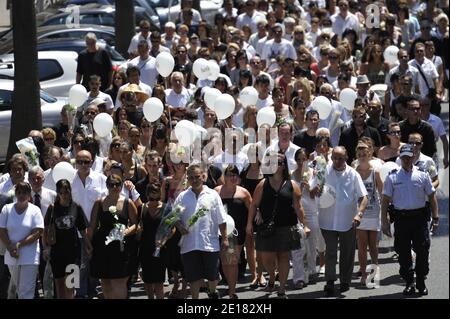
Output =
[
  {"x1": 45, "y1": 202, "x2": 88, "y2": 279},
  {"x1": 222, "y1": 196, "x2": 248, "y2": 246},
  {"x1": 139, "y1": 203, "x2": 168, "y2": 284},
  {"x1": 90, "y1": 200, "x2": 132, "y2": 279}
]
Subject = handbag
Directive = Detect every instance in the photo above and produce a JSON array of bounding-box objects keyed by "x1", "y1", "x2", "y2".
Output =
[
  {"x1": 257, "y1": 180, "x2": 285, "y2": 238},
  {"x1": 46, "y1": 205, "x2": 56, "y2": 246}
]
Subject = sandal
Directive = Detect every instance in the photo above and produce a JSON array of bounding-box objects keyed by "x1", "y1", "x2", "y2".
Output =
[
  {"x1": 230, "y1": 293, "x2": 239, "y2": 299},
  {"x1": 250, "y1": 278, "x2": 259, "y2": 289}
]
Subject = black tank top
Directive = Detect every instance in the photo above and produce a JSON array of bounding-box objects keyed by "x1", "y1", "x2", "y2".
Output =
[{"x1": 259, "y1": 179, "x2": 297, "y2": 227}]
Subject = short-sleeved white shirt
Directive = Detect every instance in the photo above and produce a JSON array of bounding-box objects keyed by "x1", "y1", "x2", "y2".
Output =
[
  {"x1": 174, "y1": 186, "x2": 227, "y2": 254},
  {"x1": 319, "y1": 164, "x2": 368, "y2": 232},
  {"x1": 128, "y1": 55, "x2": 158, "y2": 88},
  {"x1": 0, "y1": 203, "x2": 44, "y2": 265},
  {"x1": 408, "y1": 58, "x2": 439, "y2": 97},
  {"x1": 165, "y1": 87, "x2": 192, "y2": 109}
]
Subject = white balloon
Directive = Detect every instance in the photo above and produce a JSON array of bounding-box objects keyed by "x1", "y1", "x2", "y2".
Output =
[
  {"x1": 319, "y1": 184, "x2": 336, "y2": 209},
  {"x1": 155, "y1": 52, "x2": 175, "y2": 77},
  {"x1": 214, "y1": 94, "x2": 235, "y2": 120},
  {"x1": 192, "y1": 58, "x2": 209, "y2": 80},
  {"x1": 256, "y1": 107, "x2": 276, "y2": 127},
  {"x1": 93, "y1": 113, "x2": 114, "y2": 138},
  {"x1": 379, "y1": 162, "x2": 399, "y2": 182},
  {"x1": 239, "y1": 86, "x2": 258, "y2": 108},
  {"x1": 340, "y1": 88, "x2": 357, "y2": 111},
  {"x1": 68, "y1": 84, "x2": 87, "y2": 107},
  {"x1": 174, "y1": 120, "x2": 196, "y2": 146},
  {"x1": 383, "y1": 45, "x2": 399, "y2": 65},
  {"x1": 204, "y1": 87, "x2": 221, "y2": 110},
  {"x1": 311, "y1": 96, "x2": 332, "y2": 120},
  {"x1": 143, "y1": 97, "x2": 164, "y2": 122},
  {"x1": 52, "y1": 161, "x2": 76, "y2": 184},
  {"x1": 224, "y1": 214, "x2": 235, "y2": 237},
  {"x1": 207, "y1": 60, "x2": 220, "y2": 81}
]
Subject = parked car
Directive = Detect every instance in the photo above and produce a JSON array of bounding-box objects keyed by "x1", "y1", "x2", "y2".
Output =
[
  {"x1": 0, "y1": 24, "x2": 116, "y2": 55},
  {"x1": 34, "y1": 38, "x2": 126, "y2": 67},
  {"x1": 0, "y1": 51, "x2": 78, "y2": 98},
  {"x1": 0, "y1": 79, "x2": 65, "y2": 163},
  {"x1": 148, "y1": 0, "x2": 223, "y2": 26},
  {"x1": 40, "y1": 5, "x2": 160, "y2": 31}
]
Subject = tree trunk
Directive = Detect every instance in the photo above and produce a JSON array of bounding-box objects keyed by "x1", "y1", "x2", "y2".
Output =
[
  {"x1": 115, "y1": 0, "x2": 135, "y2": 59},
  {"x1": 6, "y1": 1, "x2": 41, "y2": 161}
]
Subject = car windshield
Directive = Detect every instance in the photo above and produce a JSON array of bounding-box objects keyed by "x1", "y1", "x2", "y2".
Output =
[
  {"x1": 101, "y1": 43, "x2": 125, "y2": 61},
  {"x1": 149, "y1": 0, "x2": 178, "y2": 7},
  {"x1": 40, "y1": 90, "x2": 57, "y2": 103}
]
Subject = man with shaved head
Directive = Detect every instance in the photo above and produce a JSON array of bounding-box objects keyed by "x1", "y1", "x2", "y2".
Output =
[{"x1": 319, "y1": 146, "x2": 368, "y2": 297}]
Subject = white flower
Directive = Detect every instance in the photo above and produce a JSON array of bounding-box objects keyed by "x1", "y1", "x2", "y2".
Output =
[
  {"x1": 7, "y1": 189, "x2": 15, "y2": 198},
  {"x1": 109, "y1": 206, "x2": 117, "y2": 214}
]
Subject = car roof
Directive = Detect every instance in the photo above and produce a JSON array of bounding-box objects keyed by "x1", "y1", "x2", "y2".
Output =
[
  {"x1": 0, "y1": 50, "x2": 78, "y2": 63},
  {"x1": 36, "y1": 24, "x2": 115, "y2": 36},
  {"x1": 0, "y1": 78, "x2": 14, "y2": 91},
  {"x1": 47, "y1": 5, "x2": 145, "y2": 19}
]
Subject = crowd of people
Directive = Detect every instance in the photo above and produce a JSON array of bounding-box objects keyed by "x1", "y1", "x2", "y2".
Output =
[{"x1": 0, "y1": 0, "x2": 448, "y2": 299}]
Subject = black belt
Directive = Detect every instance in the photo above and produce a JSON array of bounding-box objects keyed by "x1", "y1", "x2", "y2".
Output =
[{"x1": 393, "y1": 207, "x2": 426, "y2": 217}]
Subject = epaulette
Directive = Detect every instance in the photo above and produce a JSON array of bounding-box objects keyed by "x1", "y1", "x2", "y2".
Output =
[{"x1": 389, "y1": 169, "x2": 398, "y2": 175}]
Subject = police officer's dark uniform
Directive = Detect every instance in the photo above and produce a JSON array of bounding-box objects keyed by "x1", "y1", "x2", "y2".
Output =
[{"x1": 381, "y1": 144, "x2": 439, "y2": 296}]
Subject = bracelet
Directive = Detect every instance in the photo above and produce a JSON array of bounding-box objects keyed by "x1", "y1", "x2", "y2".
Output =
[{"x1": 16, "y1": 242, "x2": 20, "y2": 250}]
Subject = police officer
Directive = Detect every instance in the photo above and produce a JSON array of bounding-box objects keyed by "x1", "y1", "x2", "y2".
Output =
[{"x1": 381, "y1": 144, "x2": 439, "y2": 296}]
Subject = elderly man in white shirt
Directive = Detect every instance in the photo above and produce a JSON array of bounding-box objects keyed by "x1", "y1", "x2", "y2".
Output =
[
  {"x1": 71, "y1": 150, "x2": 107, "y2": 299},
  {"x1": 319, "y1": 146, "x2": 368, "y2": 297},
  {"x1": 165, "y1": 71, "x2": 192, "y2": 109},
  {"x1": 174, "y1": 164, "x2": 228, "y2": 299},
  {"x1": 331, "y1": 0, "x2": 360, "y2": 39},
  {"x1": 42, "y1": 146, "x2": 63, "y2": 192},
  {"x1": 408, "y1": 43, "x2": 440, "y2": 98}
]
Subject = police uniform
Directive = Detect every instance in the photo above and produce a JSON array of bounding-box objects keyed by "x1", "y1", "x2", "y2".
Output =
[{"x1": 383, "y1": 153, "x2": 435, "y2": 293}]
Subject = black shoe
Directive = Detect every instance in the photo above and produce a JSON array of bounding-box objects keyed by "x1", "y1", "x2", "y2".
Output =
[
  {"x1": 403, "y1": 284, "x2": 416, "y2": 296},
  {"x1": 416, "y1": 279, "x2": 428, "y2": 296},
  {"x1": 324, "y1": 281, "x2": 335, "y2": 297},
  {"x1": 340, "y1": 283, "x2": 350, "y2": 293},
  {"x1": 208, "y1": 291, "x2": 220, "y2": 299}
]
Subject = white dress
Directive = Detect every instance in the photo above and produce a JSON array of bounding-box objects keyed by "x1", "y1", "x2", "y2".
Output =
[{"x1": 357, "y1": 169, "x2": 381, "y2": 231}]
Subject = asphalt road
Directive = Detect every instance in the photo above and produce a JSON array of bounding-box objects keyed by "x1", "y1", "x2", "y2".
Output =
[{"x1": 129, "y1": 102, "x2": 449, "y2": 300}]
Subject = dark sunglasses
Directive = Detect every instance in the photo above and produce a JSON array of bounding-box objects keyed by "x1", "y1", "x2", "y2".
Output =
[
  {"x1": 76, "y1": 159, "x2": 91, "y2": 165},
  {"x1": 107, "y1": 182, "x2": 122, "y2": 188}
]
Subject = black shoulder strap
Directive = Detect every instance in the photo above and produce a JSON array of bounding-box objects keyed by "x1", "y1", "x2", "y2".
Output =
[{"x1": 415, "y1": 61, "x2": 431, "y2": 90}]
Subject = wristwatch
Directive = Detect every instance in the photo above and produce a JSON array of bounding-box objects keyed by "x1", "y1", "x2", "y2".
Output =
[{"x1": 357, "y1": 212, "x2": 364, "y2": 218}]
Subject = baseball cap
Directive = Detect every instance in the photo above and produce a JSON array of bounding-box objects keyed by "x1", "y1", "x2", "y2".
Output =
[{"x1": 399, "y1": 144, "x2": 414, "y2": 157}]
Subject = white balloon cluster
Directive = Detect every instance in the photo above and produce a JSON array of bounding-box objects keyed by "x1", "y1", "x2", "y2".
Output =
[{"x1": 193, "y1": 58, "x2": 220, "y2": 81}]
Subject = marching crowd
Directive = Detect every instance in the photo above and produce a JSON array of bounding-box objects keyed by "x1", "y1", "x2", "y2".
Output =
[{"x1": 0, "y1": 0, "x2": 448, "y2": 299}]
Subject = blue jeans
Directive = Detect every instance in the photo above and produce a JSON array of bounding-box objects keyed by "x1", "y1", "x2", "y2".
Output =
[{"x1": 76, "y1": 241, "x2": 98, "y2": 298}]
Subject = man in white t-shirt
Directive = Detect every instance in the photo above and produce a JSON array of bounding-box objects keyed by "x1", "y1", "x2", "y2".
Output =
[
  {"x1": 261, "y1": 24, "x2": 297, "y2": 64},
  {"x1": 128, "y1": 40, "x2": 158, "y2": 88},
  {"x1": 330, "y1": 0, "x2": 360, "y2": 39},
  {"x1": 79, "y1": 75, "x2": 114, "y2": 114},
  {"x1": 255, "y1": 74, "x2": 273, "y2": 110},
  {"x1": 236, "y1": 0, "x2": 265, "y2": 34},
  {"x1": 319, "y1": 146, "x2": 368, "y2": 297},
  {"x1": 128, "y1": 20, "x2": 152, "y2": 59}
]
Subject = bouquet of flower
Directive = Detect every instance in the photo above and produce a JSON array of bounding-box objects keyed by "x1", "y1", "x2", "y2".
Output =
[
  {"x1": 187, "y1": 201, "x2": 212, "y2": 228},
  {"x1": 64, "y1": 104, "x2": 77, "y2": 131},
  {"x1": 309, "y1": 155, "x2": 327, "y2": 196},
  {"x1": 105, "y1": 206, "x2": 126, "y2": 251},
  {"x1": 153, "y1": 204, "x2": 185, "y2": 257},
  {"x1": 16, "y1": 137, "x2": 39, "y2": 167}
]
